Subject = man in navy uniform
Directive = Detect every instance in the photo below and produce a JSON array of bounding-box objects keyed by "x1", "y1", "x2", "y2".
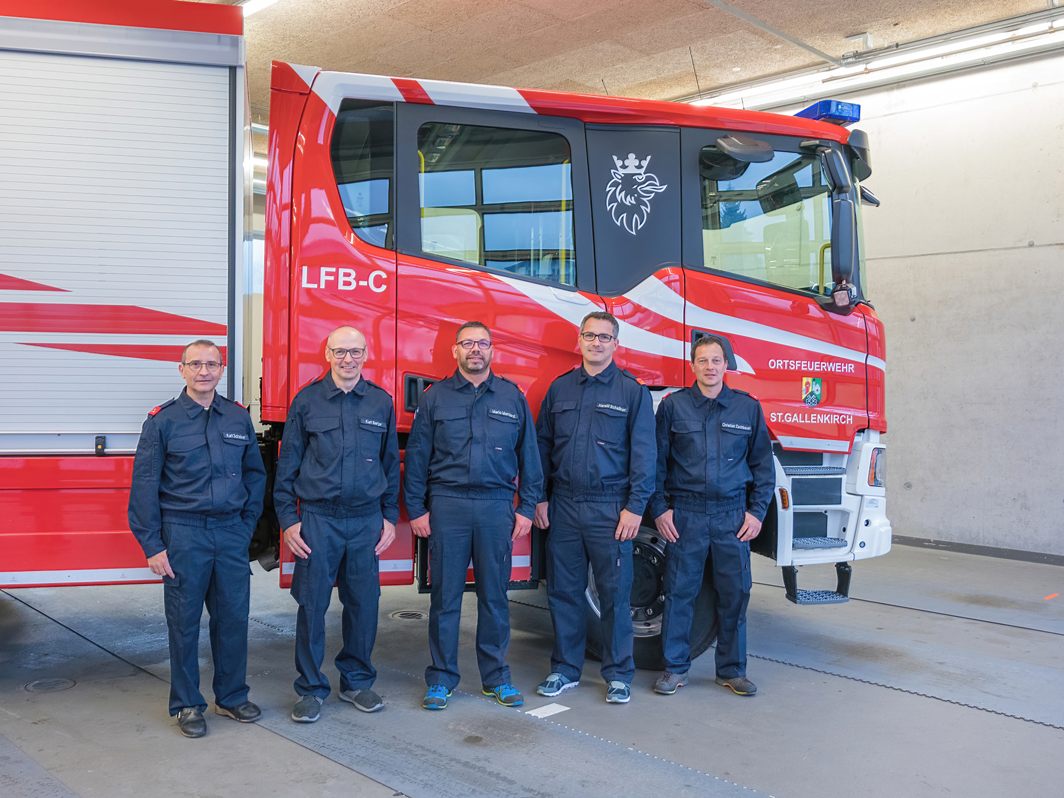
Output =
[
  {"x1": 275, "y1": 326, "x2": 399, "y2": 723},
  {"x1": 129, "y1": 339, "x2": 266, "y2": 738},
  {"x1": 650, "y1": 334, "x2": 774, "y2": 697},
  {"x1": 404, "y1": 321, "x2": 543, "y2": 711},
  {"x1": 533, "y1": 311, "x2": 655, "y2": 705}
]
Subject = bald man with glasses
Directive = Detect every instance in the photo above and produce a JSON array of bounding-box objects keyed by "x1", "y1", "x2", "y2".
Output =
[{"x1": 274, "y1": 326, "x2": 400, "y2": 723}]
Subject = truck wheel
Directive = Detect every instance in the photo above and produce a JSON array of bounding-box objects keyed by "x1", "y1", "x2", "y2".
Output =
[{"x1": 585, "y1": 527, "x2": 719, "y2": 670}]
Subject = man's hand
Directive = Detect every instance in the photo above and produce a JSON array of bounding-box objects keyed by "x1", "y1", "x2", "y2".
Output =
[
  {"x1": 512, "y1": 512, "x2": 533, "y2": 541},
  {"x1": 147, "y1": 550, "x2": 175, "y2": 579},
  {"x1": 614, "y1": 508, "x2": 641, "y2": 541},
  {"x1": 654, "y1": 509, "x2": 679, "y2": 543},
  {"x1": 284, "y1": 522, "x2": 312, "y2": 559},
  {"x1": 737, "y1": 512, "x2": 762, "y2": 542},
  {"x1": 533, "y1": 501, "x2": 549, "y2": 529},
  {"x1": 410, "y1": 512, "x2": 432, "y2": 538},
  {"x1": 375, "y1": 519, "x2": 396, "y2": 555}
]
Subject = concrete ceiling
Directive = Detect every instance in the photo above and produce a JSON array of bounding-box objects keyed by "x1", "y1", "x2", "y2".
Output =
[{"x1": 203, "y1": 0, "x2": 1049, "y2": 123}]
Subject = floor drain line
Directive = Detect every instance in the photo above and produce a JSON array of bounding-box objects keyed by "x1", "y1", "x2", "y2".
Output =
[
  {"x1": 249, "y1": 615, "x2": 293, "y2": 634},
  {"x1": 751, "y1": 652, "x2": 1064, "y2": 731}
]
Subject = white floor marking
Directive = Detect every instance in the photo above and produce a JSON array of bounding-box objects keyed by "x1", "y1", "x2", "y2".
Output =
[{"x1": 526, "y1": 703, "x2": 571, "y2": 718}]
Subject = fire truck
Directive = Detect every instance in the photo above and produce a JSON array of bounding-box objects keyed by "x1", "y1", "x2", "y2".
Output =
[{"x1": 1, "y1": 0, "x2": 889, "y2": 668}]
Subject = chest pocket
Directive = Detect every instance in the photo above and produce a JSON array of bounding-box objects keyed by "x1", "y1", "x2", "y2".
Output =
[
  {"x1": 720, "y1": 424, "x2": 751, "y2": 462},
  {"x1": 487, "y1": 410, "x2": 519, "y2": 451},
  {"x1": 306, "y1": 416, "x2": 341, "y2": 465},
  {"x1": 434, "y1": 405, "x2": 469, "y2": 450},
  {"x1": 358, "y1": 418, "x2": 385, "y2": 461},
  {"x1": 549, "y1": 400, "x2": 579, "y2": 440},
  {"x1": 220, "y1": 430, "x2": 252, "y2": 474},
  {"x1": 670, "y1": 418, "x2": 704, "y2": 459},
  {"x1": 166, "y1": 433, "x2": 207, "y2": 472},
  {"x1": 591, "y1": 404, "x2": 628, "y2": 446}
]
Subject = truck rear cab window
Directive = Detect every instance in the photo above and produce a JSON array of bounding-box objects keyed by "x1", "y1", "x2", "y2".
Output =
[
  {"x1": 416, "y1": 122, "x2": 576, "y2": 287},
  {"x1": 331, "y1": 100, "x2": 394, "y2": 249},
  {"x1": 700, "y1": 145, "x2": 834, "y2": 296}
]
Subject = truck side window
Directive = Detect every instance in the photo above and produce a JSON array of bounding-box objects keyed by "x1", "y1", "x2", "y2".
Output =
[
  {"x1": 416, "y1": 122, "x2": 576, "y2": 286},
  {"x1": 700, "y1": 145, "x2": 833, "y2": 295},
  {"x1": 331, "y1": 101, "x2": 394, "y2": 249}
]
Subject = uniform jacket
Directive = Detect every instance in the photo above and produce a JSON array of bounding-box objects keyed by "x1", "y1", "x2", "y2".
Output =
[
  {"x1": 274, "y1": 373, "x2": 400, "y2": 529},
  {"x1": 128, "y1": 389, "x2": 266, "y2": 558},
  {"x1": 536, "y1": 361, "x2": 656, "y2": 515},
  {"x1": 403, "y1": 370, "x2": 543, "y2": 520},
  {"x1": 649, "y1": 383, "x2": 775, "y2": 520}
]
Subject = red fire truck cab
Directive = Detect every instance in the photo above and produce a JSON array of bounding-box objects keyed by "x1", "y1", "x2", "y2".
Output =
[{"x1": 262, "y1": 62, "x2": 890, "y2": 666}]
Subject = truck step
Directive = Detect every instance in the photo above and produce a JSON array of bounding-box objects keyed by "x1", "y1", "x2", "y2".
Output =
[
  {"x1": 790, "y1": 588, "x2": 849, "y2": 604},
  {"x1": 792, "y1": 536, "x2": 848, "y2": 549},
  {"x1": 782, "y1": 562, "x2": 852, "y2": 605},
  {"x1": 782, "y1": 465, "x2": 847, "y2": 476}
]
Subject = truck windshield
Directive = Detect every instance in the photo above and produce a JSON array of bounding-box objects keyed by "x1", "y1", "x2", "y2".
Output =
[{"x1": 699, "y1": 144, "x2": 864, "y2": 300}]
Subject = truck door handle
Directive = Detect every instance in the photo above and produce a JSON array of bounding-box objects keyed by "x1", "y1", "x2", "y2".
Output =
[{"x1": 404, "y1": 374, "x2": 436, "y2": 412}]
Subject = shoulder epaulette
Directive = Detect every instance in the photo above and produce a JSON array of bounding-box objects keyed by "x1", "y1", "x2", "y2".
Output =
[
  {"x1": 494, "y1": 374, "x2": 524, "y2": 393},
  {"x1": 552, "y1": 365, "x2": 581, "y2": 381},
  {"x1": 619, "y1": 368, "x2": 645, "y2": 385},
  {"x1": 147, "y1": 397, "x2": 176, "y2": 417},
  {"x1": 730, "y1": 388, "x2": 752, "y2": 397}
]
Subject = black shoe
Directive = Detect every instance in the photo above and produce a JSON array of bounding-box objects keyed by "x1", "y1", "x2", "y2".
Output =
[
  {"x1": 215, "y1": 700, "x2": 262, "y2": 723},
  {"x1": 176, "y1": 708, "x2": 207, "y2": 738}
]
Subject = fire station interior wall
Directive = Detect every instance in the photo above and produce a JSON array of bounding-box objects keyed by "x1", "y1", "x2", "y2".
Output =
[{"x1": 798, "y1": 52, "x2": 1064, "y2": 557}]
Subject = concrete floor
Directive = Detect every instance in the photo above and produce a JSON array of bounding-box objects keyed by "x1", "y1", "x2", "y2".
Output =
[{"x1": 1, "y1": 544, "x2": 1062, "y2": 798}]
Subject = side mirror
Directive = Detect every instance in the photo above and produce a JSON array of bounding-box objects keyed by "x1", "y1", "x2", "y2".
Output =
[
  {"x1": 822, "y1": 146, "x2": 857, "y2": 311},
  {"x1": 848, "y1": 128, "x2": 872, "y2": 181}
]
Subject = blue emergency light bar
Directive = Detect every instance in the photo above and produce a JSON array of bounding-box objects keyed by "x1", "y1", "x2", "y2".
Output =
[{"x1": 795, "y1": 99, "x2": 861, "y2": 126}]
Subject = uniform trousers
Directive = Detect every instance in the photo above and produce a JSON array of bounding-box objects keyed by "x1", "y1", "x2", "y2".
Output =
[
  {"x1": 425, "y1": 495, "x2": 514, "y2": 690},
  {"x1": 291, "y1": 507, "x2": 381, "y2": 698},
  {"x1": 161, "y1": 512, "x2": 251, "y2": 716},
  {"x1": 661, "y1": 502, "x2": 750, "y2": 678},
  {"x1": 546, "y1": 496, "x2": 634, "y2": 684}
]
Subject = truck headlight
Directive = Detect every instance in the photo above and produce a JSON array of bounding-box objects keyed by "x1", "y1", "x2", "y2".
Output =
[{"x1": 867, "y1": 447, "x2": 885, "y2": 488}]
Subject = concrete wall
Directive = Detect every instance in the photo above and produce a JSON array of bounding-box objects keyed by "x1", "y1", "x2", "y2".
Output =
[{"x1": 807, "y1": 53, "x2": 1064, "y2": 555}]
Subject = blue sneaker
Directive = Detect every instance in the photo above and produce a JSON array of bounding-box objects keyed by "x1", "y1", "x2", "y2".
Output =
[
  {"x1": 605, "y1": 681, "x2": 631, "y2": 704},
  {"x1": 482, "y1": 683, "x2": 524, "y2": 707},
  {"x1": 536, "y1": 672, "x2": 579, "y2": 697},
  {"x1": 422, "y1": 684, "x2": 452, "y2": 711}
]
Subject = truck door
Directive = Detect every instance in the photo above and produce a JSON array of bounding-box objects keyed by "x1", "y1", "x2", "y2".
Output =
[
  {"x1": 394, "y1": 104, "x2": 597, "y2": 413},
  {"x1": 394, "y1": 103, "x2": 597, "y2": 584},
  {"x1": 679, "y1": 128, "x2": 871, "y2": 561}
]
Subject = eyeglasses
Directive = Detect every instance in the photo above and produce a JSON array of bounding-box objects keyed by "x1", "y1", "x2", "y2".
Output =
[
  {"x1": 183, "y1": 360, "x2": 223, "y2": 372},
  {"x1": 580, "y1": 332, "x2": 616, "y2": 343},
  {"x1": 456, "y1": 339, "x2": 492, "y2": 351},
  {"x1": 329, "y1": 347, "x2": 366, "y2": 360}
]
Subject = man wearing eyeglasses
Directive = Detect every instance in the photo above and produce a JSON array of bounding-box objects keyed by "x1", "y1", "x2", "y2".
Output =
[
  {"x1": 404, "y1": 321, "x2": 543, "y2": 711},
  {"x1": 129, "y1": 339, "x2": 266, "y2": 738},
  {"x1": 274, "y1": 326, "x2": 400, "y2": 724},
  {"x1": 533, "y1": 311, "x2": 655, "y2": 705}
]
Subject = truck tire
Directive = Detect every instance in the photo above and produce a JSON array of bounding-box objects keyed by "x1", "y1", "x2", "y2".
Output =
[{"x1": 585, "y1": 526, "x2": 719, "y2": 670}]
